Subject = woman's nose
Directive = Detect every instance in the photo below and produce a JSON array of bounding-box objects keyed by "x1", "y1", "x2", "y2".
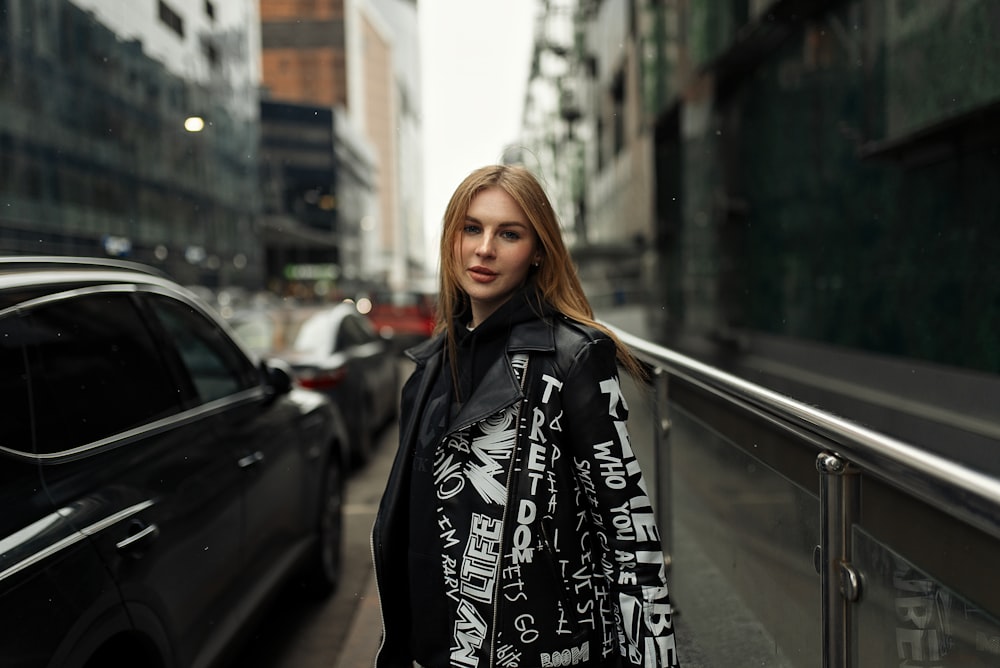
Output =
[{"x1": 475, "y1": 234, "x2": 496, "y2": 257}]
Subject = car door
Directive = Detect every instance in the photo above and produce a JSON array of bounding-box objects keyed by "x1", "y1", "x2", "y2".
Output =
[
  {"x1": 5, "y1": 288, "x2": 244, "y2": 667},
  {"x1": 143, "y1": 293, "x2": 314, "y2": 620},
  {"x1": 0, "y1": 306, "x2": 131, "y2": 667}
]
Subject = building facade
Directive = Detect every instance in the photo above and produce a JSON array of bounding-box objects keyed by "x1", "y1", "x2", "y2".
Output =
[
  {"x1": 361, "y1": 0, "x2": 424, "y2": 291},
  {"x1": 259, "y1": 0, "x2": 424, "y2": 295},
  {"x1": 0, "y1": 0, "x2": 264, "y2": 287},
  {"x1": 518, "y1": 0, "x2": 1000, "y2": 448},
  {"x1": 259, "y1": 0, "x2": 349, "y2": 108}
]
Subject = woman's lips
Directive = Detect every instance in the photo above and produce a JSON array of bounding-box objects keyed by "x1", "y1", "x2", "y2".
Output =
[{"x1": 468, "y1": 266, "x2": 497, "y2": 283}]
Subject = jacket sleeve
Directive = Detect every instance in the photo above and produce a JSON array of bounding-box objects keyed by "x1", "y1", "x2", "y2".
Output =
[{"x1": 561, "y1": 338, "x2": 680, "y2": 668}]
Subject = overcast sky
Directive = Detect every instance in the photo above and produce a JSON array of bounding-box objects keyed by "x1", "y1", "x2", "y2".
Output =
[{"x1": 418, "y1": 1, "x2": 537, "y2": 260}]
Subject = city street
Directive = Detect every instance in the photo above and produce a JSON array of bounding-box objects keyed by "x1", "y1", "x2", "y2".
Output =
[{"x1": 4, "y1": 0, "x2": 995, "y2": 664}]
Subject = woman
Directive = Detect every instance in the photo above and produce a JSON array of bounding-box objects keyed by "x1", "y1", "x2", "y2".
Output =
[{"x1": 372, "y1": 165, "x2": 680, "y2": 668}]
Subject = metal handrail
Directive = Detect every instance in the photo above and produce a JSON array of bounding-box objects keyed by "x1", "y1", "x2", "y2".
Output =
[
  {"x1": 606, "y1": 325, "x2": 1000, "y2": 545},
  {"x1": 605, "y1": 323, "x2": 1000, "y2": 667}
]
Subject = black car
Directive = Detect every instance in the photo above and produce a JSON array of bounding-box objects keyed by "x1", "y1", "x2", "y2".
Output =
[
  {"x1": 277, "y1": 301, "x2": 399, "y2": 466},
  {"x1": 0, "y1": 257, "x2": 348, "y2": 667}
]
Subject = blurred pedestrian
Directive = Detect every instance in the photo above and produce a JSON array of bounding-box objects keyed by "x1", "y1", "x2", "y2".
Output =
[{"x1": 372, "y1": 164, "x2": 680, "y2": 668}]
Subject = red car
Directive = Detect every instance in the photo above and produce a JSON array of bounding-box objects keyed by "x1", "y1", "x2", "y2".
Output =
[{"x1": 365, "y1": 291, "x2": 437, "y2": 351}]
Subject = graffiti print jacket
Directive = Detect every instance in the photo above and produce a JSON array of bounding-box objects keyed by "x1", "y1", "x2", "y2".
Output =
[{"x1": 372, "y1": 314, "x2": 680, "y2": 668}]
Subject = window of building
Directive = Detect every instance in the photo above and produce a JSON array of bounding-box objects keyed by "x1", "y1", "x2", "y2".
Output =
[
  {"x1": 596, "y1": 116, "x2": 605, "y2": 171},
  {"x1": 611, "y1": 68, "x2": 626, "y2": 157},
  {"x1": 202, "y1": 37, "x2": 220, "y2": 68},
  {"x1": 158, "y1": 0, "x2": 184, "y2": 38}
]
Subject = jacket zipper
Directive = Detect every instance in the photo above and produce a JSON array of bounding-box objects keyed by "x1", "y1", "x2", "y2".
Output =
[
  {"x1": 371, "y1": 532, "x2": 387, "y2": 665},
  {"x1": 489, "y1": 354, "x2": 529, "y2": 668}
]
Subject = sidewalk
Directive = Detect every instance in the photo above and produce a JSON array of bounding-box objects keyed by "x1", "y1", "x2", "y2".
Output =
[
  {"x1": 334, "y1": 572, "x2": 381, "y2": 668},
  {"x1": 329, "y1": 425, "x2": 399, "y2": 668}
]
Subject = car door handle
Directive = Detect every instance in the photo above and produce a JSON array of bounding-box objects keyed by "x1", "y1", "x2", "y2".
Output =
[
  {"x1": 116, "y1": 522, "x2": 159, "y2": 554},
  {"x1": 238, "y1": 450, "x2": 265, "y2": 468}
]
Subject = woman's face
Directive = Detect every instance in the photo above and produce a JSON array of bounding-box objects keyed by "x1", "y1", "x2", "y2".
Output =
[{"x1": 453, "y1": 186, "x2": 540, "y2": 326}]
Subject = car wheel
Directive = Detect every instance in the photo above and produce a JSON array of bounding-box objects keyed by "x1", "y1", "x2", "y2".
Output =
[{"x1": 299, "y1": 457, "x2": 343, "y2": 599}]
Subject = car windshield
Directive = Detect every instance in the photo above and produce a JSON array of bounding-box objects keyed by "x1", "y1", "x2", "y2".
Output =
[{"x1": 291, "y1": 311, "x2": 337, "y2": 356}]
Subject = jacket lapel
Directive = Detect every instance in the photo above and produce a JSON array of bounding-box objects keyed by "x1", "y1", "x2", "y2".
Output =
[
  {"x1": 446, "y1": 351, "x2": 522, "y2": 434},
  {"x1": 399, "y1": 335, "x2": 446, "y2": 456},
  {"x1": 446, "y1": 317, "x2": 557, "y2": 434}
]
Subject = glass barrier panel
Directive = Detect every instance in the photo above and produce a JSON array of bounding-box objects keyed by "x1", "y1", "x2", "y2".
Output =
[
  {"x1": 854, "y1": 528, "x2": 1000, "y2": 667},
  {"x1": 668, "y1": 405, "x2": 821, "y2": 666}
]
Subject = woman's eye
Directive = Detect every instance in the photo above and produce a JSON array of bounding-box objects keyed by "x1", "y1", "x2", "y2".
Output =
[
  {"x1": 500, "y1": 230, "x2": 521, "y2": 241},
  {"x1": 463, "y1": 224, "x2": 481, "y2": 235}
]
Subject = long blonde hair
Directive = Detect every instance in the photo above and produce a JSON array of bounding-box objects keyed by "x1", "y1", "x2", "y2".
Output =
[{"x1": 436, "y1": 164, "x2": 644, "y2": 379}]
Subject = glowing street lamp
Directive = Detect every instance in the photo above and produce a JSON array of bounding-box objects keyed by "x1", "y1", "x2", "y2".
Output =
[{"x1": 184, "y1": 116, "x2": 206, "y2": 132}]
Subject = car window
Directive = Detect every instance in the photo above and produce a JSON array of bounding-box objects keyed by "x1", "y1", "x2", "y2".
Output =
[
  {"x1": 292, "y1": 311, "x2": 334, "y2": 356},
  {"x1": 0, "y1": 292, "x2": 182, "y2": 455},
  {"x1": 229, "y1": 312, "x2": 278, "y2": 356},
  {"x1": 338, "y1": 314, "x2": 375, "y2": 350},
  {"x1": 148, "y1": 295, "x2": 259, "y2": 403},
  {"x1": 0, "y1": 314, "x2": 35, "y2": 454}
]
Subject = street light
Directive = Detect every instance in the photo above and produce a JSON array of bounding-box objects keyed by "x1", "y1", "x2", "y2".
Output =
[{"x1": 184, "y1": 115, "x2": 206, "y2": 132}]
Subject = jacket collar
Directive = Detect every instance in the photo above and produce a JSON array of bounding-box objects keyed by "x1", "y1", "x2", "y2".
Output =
[
  {"x1": 404, "y1": 317, "x2": 557, "y2": 435},
  {"x1": 405, "y1": 313, "x2": 557, "y2": 363},
  {"x1": 404, "y1": 316, "x2": 558, "y2": 364},
  {"x1": 404, "y1": 332, "x2": 444, "y2": 364},
  {"x1": 506, "y1": 317, "x2": 556, "y2": 354}
]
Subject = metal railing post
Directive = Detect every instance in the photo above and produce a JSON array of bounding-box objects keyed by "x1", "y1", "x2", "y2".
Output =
[{"x1": 817, "y1": 452, "x2": 861, "y2": 668}]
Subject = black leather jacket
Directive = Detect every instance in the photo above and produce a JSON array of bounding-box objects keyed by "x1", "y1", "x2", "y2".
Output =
[{"x1": 372, "y1": 314, "x2": 680, "y2": 668}]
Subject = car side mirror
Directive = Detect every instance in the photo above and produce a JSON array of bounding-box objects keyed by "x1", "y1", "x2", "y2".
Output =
[{"x1": 261, "y1": 358, "x2": 294, "y2": 398}]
